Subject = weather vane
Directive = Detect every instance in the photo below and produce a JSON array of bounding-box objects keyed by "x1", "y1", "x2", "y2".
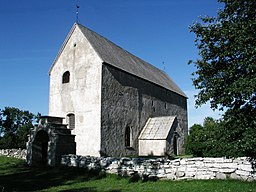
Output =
[
  {"x1": 76, "y1": 0, "x2": 80, "y2": 23},
  {"x1": 162, "y1": 61, "x2": 166, "y2": 71}
]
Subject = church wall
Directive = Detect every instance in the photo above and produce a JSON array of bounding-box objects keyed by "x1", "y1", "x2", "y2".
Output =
[
  {"x1": 101, "y1": 64, "x2": 188, "y2": 157},
  {"x1": 49, "y1": 26, "x2": 102, "y2": 156}
]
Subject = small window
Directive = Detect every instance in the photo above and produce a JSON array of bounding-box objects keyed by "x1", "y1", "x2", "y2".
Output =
[
  {"x1": 125, "y1": 126, "x2": 132, "y2": 147},
  {"x1": 67, "y1": 113, "x2": 75, "y2": 129},
  {"x1": 62, "y1": 71, "x2": 70, "y2": 84},
  {"x1": 152, "y1": 101, "x2": 156, "y2": 112}
]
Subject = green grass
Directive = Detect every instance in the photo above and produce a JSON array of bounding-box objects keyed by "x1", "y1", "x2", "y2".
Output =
[{"x1": 0, "y1": 156, "x2": 256, "y2": 192}]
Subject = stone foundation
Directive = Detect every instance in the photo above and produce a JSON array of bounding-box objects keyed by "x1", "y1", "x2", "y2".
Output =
[{"x1": 61, "y1": 155, "x2": 256, "y2": 181}]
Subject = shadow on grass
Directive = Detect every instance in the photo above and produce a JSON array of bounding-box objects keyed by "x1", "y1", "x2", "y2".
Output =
[
  {"x1": 59, "y1": 189, "x2": 121, "y2": 192},
  {"x1": 59, "y1": 188, "x2": 97, "y2": 192},
  {"x1": 0, "y1": 161, "x2": 105, "y2": 192}
]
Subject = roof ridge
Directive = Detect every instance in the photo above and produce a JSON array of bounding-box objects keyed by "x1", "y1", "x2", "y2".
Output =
[
  {"x1": 50, "y1": 23, "x2": 187, "y2": 98},
  {"x1": 76, "y1": 23, "x2": 186, "y2": 97},
  {"x1": 76, "y1": 23, "x2": 164, "y2": 73}
]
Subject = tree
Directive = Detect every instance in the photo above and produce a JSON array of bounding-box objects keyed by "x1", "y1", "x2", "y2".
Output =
[
  {"x1": 185, "y1": 117, "x2": 224, "y2": 157},
  {"x1": 185, "y1": 123, "x2": 205, "y2": 157},
  {"x1": 189, "y1": 0, "x2": 256, "y2": 157},
  {"x1": 190, "y1": 0, "x2": 256, "y2": 111},
  {"x1": 0, "y1": 107, "x2": 39, "y2": 149}
]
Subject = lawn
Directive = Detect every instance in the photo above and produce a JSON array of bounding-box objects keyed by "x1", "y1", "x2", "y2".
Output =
[{"x1": 0, "y1": 156, "x2": 255, "y2": 192}]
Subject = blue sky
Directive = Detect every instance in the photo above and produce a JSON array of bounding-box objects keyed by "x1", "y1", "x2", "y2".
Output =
[{"x1": 0, "y1": 0, "x2": 224, "y2": 127}]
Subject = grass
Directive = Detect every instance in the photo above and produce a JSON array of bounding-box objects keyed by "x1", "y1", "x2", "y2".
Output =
[{"x1": 0, "y1": 156, "x2": 256, "y2": 192}]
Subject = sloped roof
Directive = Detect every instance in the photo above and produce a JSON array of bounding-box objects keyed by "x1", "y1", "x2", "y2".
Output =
[
  {"x1": 50, "y1": 23, "x2": 186, "y2": 98},
  {"x1": 139, "y1": 116, "x2": 176, "y2": 140}
]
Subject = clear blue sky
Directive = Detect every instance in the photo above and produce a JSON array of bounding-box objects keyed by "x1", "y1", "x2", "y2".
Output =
[{"x1": 0, "y1": 0, "x2": 223, "y2": 127}]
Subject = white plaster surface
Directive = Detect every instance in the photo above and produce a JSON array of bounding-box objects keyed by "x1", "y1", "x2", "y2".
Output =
[
  {"x1": 139, "y1": 140, "x2": 167, "y2": 156},
  {"x1": 49, "y1": 26, "x2": 102, "y2": 156}
]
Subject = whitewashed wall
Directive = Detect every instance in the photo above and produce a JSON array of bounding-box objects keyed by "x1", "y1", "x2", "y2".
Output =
[{"x1": 49, "y1": 25, "x2": 102, "y2": 156}]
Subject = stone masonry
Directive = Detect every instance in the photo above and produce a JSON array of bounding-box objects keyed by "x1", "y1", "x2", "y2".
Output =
[
  {"x1": 61, "y1": 155, "x2": 256, "y2": 181},
  {"x1": 26, "y1": 116, "x2": 76, "y2": 166},
  {"x1": 101, "y1": 64, "x2": 187, "y2": 157},
  {"x1": 1, "y1": 150, "x2": 255, "y2": 181},
  {"x1": 0, "y1": 149, "x2": 27, "y2": 160}
]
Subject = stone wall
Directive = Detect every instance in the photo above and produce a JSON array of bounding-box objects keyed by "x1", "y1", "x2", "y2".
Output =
[
  {"x1": 61, "y1": 155, "x2": 256, "y2": 181},
  {"x1": 49, "y1": 25, "x2": 102, "y2": 157},
  {"x1": 101, "y1": 64, "x2": 188, "y2": 157},
  {"x1": 0, "y1": 149, "x2": 27, "y2": 160}
]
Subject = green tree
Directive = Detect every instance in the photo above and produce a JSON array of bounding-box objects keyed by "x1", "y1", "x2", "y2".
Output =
[
  {"x1": 186, "y1": 117, "x2": 223, "y2": 157},
  {"x1": 221, "y1": 107, "x2": 256, "y2": 157},
  {"x1": 189, "y1": 0, "x2": 256, "y2": 157},
  {"x1": 185, "y1": 123, "x2": 205, "y2": 157},
  {"x1": 0, "y1": 107, "x2": 39, "y2": 149}
]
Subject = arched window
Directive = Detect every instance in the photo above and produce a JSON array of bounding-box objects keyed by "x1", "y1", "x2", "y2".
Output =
[
  {"x1": 67, "y1": 113, "x2": 75, "y2": 129},
  {"x1": 125, "y1": 126, "x2": 132, "y2": 147},
  {"x1": 62, "y1": 71, "x2": 70, "y2": 84}
]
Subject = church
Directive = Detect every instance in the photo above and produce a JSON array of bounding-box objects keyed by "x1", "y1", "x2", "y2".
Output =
[{"x1": 27, "y1": 23, "x2": 188, "y2": 166}]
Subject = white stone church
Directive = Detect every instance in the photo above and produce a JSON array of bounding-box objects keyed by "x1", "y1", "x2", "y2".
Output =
[{"x1": 27, "y1": 23, "x2": 188, "y2": 166}]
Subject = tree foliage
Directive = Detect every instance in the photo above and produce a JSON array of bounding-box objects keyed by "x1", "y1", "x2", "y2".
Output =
[
  {"x1": 190, "y1": 0, "x2": 256, "y2": 111},
  {"x1": 222, "y1": 107, "x2": 256, "y2": 157},
  {"x1": 0, "y1": 107, "x2": 39, "y2": 149},
  {"x1": 185, "y1": 117, "x2": 224, "y2": 157},
  {"x1": 186, "y1": 115, "x2": 256, "y2": 157},
  {"x1": 189, "y1": 0, "x2": 256, "y2": 157}
]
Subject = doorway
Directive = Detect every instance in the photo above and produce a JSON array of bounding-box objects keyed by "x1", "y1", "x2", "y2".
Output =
[
  {"x1": 173, "y1": 136, "x2": 178, "y2": 156},
  {"x1": 32, "y1": 130, "x2": 49, "y2": 165}
]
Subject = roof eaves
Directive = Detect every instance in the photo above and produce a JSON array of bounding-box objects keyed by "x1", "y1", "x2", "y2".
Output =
[{"x1": 102, "y1": 61, "x2": 187, "y2": 98}]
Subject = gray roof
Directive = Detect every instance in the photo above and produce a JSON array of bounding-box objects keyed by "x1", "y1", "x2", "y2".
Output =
[
  {"x1": 51, "y1": 23, "x2": 186, "y2": 97},
  {"x1": 139, "y1": 116, "x2": 176, "y2": 140}
]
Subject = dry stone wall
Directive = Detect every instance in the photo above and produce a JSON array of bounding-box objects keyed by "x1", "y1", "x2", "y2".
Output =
[
  {"x1": 1, "y1": 150, "x2": 255, "y2": 181},
  {"x1": 61, "y1": 155, "x2": 256, "y2": 181},
  {"x1": 0, "y1": 149, "x2": 26, "y2": 160}
]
